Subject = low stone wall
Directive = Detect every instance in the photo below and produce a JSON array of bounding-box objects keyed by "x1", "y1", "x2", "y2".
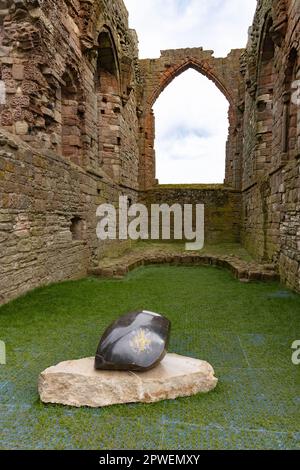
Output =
[
  {"x1": 139, "y1": 186, "x2": 242, "y2": 245},
  {"x1": 89, "y1": 251, "x2": 279, "y2": 284}
]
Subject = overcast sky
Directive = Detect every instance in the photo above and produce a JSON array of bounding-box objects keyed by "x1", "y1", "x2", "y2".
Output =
[{"x1": 124, "y1": 0, "x2": 257, "y2": 184}]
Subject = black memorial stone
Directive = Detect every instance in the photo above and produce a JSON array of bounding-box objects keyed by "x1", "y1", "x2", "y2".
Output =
[{"x1": 95, "y1": 310, "x2": 171, "y2": 371}]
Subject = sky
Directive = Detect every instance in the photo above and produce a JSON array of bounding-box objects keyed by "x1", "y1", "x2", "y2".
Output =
[{"x1": 124, "y1": 0, "x2": 257, "y2": 184}]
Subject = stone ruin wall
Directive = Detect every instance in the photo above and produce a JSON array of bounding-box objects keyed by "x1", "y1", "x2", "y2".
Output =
[
  {"x1": 0, "y1": 0, "x2": 141, "y2": 304},
  {"x1": 241, "y1": 0, "x2": 300, "y2": 291},
  {"x1": 0, "y1": 0, "x2": 141, "y2": 186},
  {"x1": 139, "y1": 186, "x2": 241, "y2": 245},
  {"x1": 0, "y1": 0, "x2": 299, "y2": 304},
  {"x1": 138, "y1": 47, "x2": 245, "y2": 191}
]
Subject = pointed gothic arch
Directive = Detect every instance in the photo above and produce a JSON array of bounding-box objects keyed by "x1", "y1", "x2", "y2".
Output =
[
  {"x1": 96, "y1": 27, "x2": 121, "y2": 92},
  {"x1": 147, "y1": 58, "x2": 235, "y2": 112},
  {"x1": 138, "y1": 49, "x2": 242, "y2": 190}
]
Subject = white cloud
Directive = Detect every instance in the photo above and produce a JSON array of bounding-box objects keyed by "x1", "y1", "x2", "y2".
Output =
[{"x1": 124, "y1": 0, "x2": 257, "y2": 183}]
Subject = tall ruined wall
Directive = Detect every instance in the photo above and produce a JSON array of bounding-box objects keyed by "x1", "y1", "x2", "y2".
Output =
[
  {"x1": 242, "y1": 0, "x2": 300, "y2": 291},
  {"x1": 138, "y1": 48, "x2": 245, "y2": 191},
  {"x1": 0, "y1": 0, "x2": 140, "y2": 188},
  {"x1": 0, "y1": 0, "x2": 141, "y2": 304}
]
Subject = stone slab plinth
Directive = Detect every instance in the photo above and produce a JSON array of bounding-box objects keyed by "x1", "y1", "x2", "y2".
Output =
[{"x1": 38, "y1": 353, "x2": 218, "y2": 408}]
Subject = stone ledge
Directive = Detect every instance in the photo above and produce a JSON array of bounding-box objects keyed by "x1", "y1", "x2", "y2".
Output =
[{"x1": 89, "y1": 251, "x2": 279, "y2": 283}]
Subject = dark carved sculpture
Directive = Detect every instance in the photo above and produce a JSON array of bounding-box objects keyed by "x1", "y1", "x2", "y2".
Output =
[{"x1": 95, "y1": 310, "x2": 171, "y2": 372}]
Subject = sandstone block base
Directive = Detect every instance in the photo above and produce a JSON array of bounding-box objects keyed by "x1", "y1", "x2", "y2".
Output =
[{"x1": 38, "y1": 353, "x2": 218, "y2": 408}]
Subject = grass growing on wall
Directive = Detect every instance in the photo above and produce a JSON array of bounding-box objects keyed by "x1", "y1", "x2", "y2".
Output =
[{"x1": 0, "y1": 265, "x2": 299, "y2": 450}]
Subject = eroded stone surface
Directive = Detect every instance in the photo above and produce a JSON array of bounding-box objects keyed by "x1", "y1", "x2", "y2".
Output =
[{"x1": 38, "y1": 354, "x2": 218, "y2": 408}]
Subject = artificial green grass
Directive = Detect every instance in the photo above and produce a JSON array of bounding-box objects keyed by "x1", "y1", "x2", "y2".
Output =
[{"x1": 0, "y1": 265, "x2": 299, "y2": 450}]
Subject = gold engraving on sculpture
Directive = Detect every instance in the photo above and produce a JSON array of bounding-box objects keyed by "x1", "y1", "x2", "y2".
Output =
[{"x1": 130, "y1": 329, "x2": 152, "y2": 353}]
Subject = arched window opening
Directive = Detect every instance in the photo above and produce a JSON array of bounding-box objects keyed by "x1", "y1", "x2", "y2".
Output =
[
  {"x1": 96, "y1": 30, "x2": 121, "y2": 179},
  {"x1": 256, "y1": 18, "x2": 275, "y2": 173},
  {"x1": 97, "y1": 31, "x2": 119, "y2": 79},
  {"x1": 153, "y1": 68, "x2": 229, "y2": 184},
  {"x1": 61, "y1": 71, "x2": 82, "y2": 165},
  {"x1": 282, "y1": 48, "x2": 298, "y2": 158}
]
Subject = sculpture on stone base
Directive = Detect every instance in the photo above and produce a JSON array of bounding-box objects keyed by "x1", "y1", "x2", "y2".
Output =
[{"x1": 39, "y1": 310, "x2": 218, "y2": 407}]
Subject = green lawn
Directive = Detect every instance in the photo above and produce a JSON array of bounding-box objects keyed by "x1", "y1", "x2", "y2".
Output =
[{"x1": 0, "y1": 265, "x2": 299, "y2": 450}]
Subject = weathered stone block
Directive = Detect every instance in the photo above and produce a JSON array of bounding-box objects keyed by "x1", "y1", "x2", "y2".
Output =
[
  {"x1": 38, "y1": 354, "x2": 218, "y2": 408},
  {"x1": 15, "y1": 121, "x2": 28, "y2": 135}
]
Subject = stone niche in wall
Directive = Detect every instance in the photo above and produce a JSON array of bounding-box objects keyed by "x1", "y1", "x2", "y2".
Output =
[
  {"x1": 60, "y1": 69, "x2": 84, "y2": 166},
  {"x1": 95, "y1": 29, "x2": 123, "y2": 182},
  {"x1": 255, "y1": 17, "x2": 275, "y2": 175}
]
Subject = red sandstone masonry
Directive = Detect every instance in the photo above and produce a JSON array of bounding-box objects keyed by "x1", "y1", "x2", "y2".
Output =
[{"x1": 138, "y1": 48, "x2": 245, "y2": 191}]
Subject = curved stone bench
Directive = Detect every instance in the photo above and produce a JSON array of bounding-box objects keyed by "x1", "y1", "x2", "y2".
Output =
[{"x1": 89, "y1": 253, "x2": 279, "y2": 283}]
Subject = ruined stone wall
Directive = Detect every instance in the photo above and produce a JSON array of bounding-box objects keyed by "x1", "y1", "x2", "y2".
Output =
[
  {"x1": 0, "y1": 127, "x2": 139, "y2": 304},
  {"x1": 140, "y1": 186, "x2": 241, "y2": 245},
  {"x1": 242, "y1": 0, "x2": 300, "y2": 291},
  {"x1": 0, "y1": 0, "x2": 140, "y2": 189},
  {"x1": 0, "y1": 0, "x2": 141, "y2": 304},
  {"x1": 138, "y1": 48, "x2": 245, "y2": 191}
]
